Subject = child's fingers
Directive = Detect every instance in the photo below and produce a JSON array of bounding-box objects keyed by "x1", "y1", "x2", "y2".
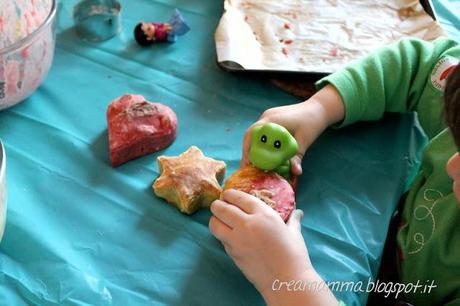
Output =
[
  {"x1": 209, "y1": 215, "x2": 232, "y2": 243},
  {"x1": 290, "y1": 154, "x2": 303, "y2": 176},
  {"x1": 286, "y1": 209, "x2": 304, "y2": 233},
  {"x1": 290, "y1": 129, "x2": 316, "y2": 176},
  {"x1": 221, "y1": 189, "x2": 265, "y2": 214},
  {"x1": 223, "y1": 242, "x2": 242, "y2": 261},
  {"x1": 210, "y1": 200, "x2": 247, "y2": 228}
]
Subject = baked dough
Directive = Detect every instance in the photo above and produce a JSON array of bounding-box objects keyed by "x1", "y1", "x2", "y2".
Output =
[
  {"x1": 153, "y1": 146, "x2": 226, "y2": 214},
  {"x1": 107, "y1": 94, "x2": 177, "y2": 167},
  {"x1": 223, "y1": 166, "x2": 295, "y2": 222}
]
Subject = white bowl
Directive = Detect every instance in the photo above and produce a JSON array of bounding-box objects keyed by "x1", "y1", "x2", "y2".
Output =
[
  {"x1": 0, "y1": 0, "x2": 57, "y2": 110},
  {"x1": 0, "y1": 140, "x2": 6, "y2": 241}
]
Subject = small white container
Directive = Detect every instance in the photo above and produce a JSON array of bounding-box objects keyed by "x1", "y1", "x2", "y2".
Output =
[{"x1": 0, "y1": 140, "x2": 6, "y2": 241}]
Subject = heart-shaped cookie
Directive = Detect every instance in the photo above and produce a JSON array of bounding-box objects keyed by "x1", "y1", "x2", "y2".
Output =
[{"x1": 107, "y1": 94, "x2": 178, "y2": 167}]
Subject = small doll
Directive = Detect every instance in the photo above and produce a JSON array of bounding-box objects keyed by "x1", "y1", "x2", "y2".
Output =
[{"x1": 134, "y1": 9, "x2": 190, "y2": 46}]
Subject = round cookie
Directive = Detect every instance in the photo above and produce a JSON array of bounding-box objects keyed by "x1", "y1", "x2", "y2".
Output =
[{"x1": 223, "y1": 166, "x2": 296, "y2": 222}]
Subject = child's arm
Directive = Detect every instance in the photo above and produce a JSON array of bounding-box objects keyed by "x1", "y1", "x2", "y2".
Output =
[
  {"x1": 242, "y1": 38, "x2": 459, "y2": 173},
  {"x1": 224, "y1": 38, "x2": 458, "y2": 305},
  {"x1": 316, "y1": 38, "x2": 459, "y2": 137},
  {"x1": 209, "y1": 190, "x2": 341, "y2": 306}
]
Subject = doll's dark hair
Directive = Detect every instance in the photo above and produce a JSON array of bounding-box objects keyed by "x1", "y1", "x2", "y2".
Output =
[
  {"x1": 134, "y1": 23, "x2": 153, "y2": 47},
  {"x1": 444, "y1": 64, "x2": 460, "y2": 149}
]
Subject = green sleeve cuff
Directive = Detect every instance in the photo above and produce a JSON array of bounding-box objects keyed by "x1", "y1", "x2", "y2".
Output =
[{"x1": 316, "y1": 72, "x2": 362, "y2": 128}]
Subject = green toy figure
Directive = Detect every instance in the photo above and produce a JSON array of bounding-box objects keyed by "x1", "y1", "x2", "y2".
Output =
[{"x1": 249, "y1": 123, "x2": 299, "y2": 180}]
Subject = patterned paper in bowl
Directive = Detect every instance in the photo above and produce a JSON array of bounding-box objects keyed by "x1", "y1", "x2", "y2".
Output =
[{"x1": 0, "y1": 0, "x2": 56, "y2": 110}]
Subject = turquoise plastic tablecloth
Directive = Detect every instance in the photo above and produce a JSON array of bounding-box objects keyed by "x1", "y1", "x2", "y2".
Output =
[
  {"x1": 432, "y1": 0, "x2": 460, "y2": 38},
  {"x1": 0, "y1": 1, "x2": 456, "y2": 305}
]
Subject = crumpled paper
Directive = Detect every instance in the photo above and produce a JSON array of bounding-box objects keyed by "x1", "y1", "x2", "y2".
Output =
[{"x1": 215, "y1": 0, "x2": 445, "y2": 73}]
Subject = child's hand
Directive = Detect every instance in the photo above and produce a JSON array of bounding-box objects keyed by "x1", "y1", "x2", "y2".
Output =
[
  {"x1": 210, "y1": 189, "x2": 310, "y2": 291},
  {"x1": 209, "y1": 189, "x2": 339, "y2": 306},
  {"x1": 241, "y1": 84, "x2": 345, "y2": 176}
]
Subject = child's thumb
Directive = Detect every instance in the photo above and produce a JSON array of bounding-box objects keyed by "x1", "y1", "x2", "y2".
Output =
[{"x1": 287, "y1": 209, "x2": 304, "y2": 232}]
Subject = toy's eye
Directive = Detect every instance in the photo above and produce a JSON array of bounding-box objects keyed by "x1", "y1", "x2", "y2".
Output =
[
  {"x1": 274, "y1": 140, "x2": 281, "y2": 149},
  {"x1": 261, "y1": 135, "x2": 267, "y2": 143}
]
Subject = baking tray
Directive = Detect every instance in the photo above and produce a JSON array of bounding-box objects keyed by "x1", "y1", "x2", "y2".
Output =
[{"x1": 216, "y1": 0, "x2": 439, "y2": 77}]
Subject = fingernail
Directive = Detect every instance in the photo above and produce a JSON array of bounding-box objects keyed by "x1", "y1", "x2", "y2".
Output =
[
  {"x1": 295, "y1": 163, "x2": 302, "y2": 175},
  {"x1": 297, "y1": 209, "x2": 304, "y2": 218}
]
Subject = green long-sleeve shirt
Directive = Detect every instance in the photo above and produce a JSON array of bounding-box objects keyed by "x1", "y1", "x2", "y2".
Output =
[{"x1": 317, "y1": 38, "x2": 460, "y2": 306}]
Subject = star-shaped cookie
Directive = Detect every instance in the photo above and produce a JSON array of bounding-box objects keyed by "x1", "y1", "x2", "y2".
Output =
[{"x1": 153, "y1": 146, "x2": 227, "y2": 214}]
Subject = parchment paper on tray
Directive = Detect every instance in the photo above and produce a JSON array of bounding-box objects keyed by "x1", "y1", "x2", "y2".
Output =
[{"x1": 215, "y1": 0, "x2": 445, "y2": 74}]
